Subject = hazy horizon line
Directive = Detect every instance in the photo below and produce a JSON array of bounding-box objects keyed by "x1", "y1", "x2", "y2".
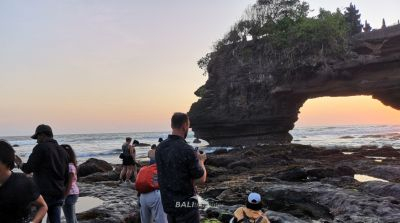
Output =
[{"x1": 1, "y1": 123, "x2": 399, "y2": 138}]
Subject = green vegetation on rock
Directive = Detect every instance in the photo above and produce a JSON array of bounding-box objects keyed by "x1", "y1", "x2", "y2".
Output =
[{"x1": 198, "y1": 0, "x2": 362, "y2": 81}]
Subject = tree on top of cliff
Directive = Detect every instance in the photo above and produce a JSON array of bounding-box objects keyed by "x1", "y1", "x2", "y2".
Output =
[
  {"x1": 198, "y1": 0, "x2": 351, "y2": 80},
  {"x1": 344, "y1": 3, "x2": 363, "y2": 35}
]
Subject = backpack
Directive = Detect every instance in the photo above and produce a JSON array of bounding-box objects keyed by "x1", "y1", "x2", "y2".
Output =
[
  {"x1": 237, "y1": 210, "x2": 264, "y2": 223},
  {"x1": 135, "y1": 164, "x2": 159, "y2": 193}
]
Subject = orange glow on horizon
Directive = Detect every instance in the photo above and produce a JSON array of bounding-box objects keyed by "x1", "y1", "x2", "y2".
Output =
[{"x1": 296, "y1": 96, "x2": 400, "y2": 126}]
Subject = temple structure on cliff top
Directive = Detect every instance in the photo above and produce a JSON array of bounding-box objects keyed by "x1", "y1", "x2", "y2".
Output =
[{"x1": 189, "y1": 24, "x2": 400, "y2": 146}]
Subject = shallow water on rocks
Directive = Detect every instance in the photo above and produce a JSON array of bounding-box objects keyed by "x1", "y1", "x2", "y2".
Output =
[
  {"x1": 76, "y1": 196, "x2": 104, "y2": 213},
  {"x1": 41, "y1": 197, "x2": 104, "y2": 223},
  {"x1": 354, "y1": 174, "x2": 389, "y2": 182}
]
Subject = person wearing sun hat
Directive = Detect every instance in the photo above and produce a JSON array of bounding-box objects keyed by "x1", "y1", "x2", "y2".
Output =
[{"x1": 231, "y1": 192, "x2": 270, "y2": 223}]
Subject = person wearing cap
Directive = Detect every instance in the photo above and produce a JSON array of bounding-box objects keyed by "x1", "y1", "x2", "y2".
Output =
[
  {"x1": 15, "y1": 124, "x2": 69, "y2": 223},
  {"x1": 231, "y1": 192, "x2": 270, "y2": 223}
]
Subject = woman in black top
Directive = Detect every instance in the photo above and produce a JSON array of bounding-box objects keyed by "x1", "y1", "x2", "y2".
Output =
[{"x1": 0, "y1": 140, "x2": 48, "y2": 223}]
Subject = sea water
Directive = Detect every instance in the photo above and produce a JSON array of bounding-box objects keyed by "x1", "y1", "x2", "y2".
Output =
[{"x1": 2, "y1": 124, "x2": 399, "y2": 164}]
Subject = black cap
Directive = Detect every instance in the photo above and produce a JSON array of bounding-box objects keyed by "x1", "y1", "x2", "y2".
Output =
[{"x1": 31, "y1": 124, "x2": 53, "y2": 139}]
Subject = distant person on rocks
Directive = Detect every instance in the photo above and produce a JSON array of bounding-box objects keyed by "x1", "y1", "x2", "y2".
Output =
[
  {"x1": 120, "y1": 137, "x2": 134, "y2": 184},
  {"x1": 61, "y1": 144, "x2": 79, "y2": 223},
  {"x1": 156, "y1": 112, "x2": 207, "y2": 223},
  {"x1": 15, "y1": 124, "x2": 69, "y2": 223},
  {"x1": 132, "y1": 140, "x2": 139, "y2": 179},
  {"x1": 231, "y1": 192, "x2": 270, "y2": 223},
  {"x1": 0, "y1": 140, "x2": 48, "y2": 223},
  {"x1": 148, "y1": 144, "x2": 157, "y2": 165}
]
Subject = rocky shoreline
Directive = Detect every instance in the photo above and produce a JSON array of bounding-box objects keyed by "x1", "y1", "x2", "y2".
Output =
[{"x1": 75, "y1": 144, "x2": 400, "y2": 222}]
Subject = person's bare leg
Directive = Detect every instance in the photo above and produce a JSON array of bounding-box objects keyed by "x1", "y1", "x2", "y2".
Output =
[
  {"x1": 120, "y1": 166, "x2": 127, "y2": 182},
  {"x1": 132, "y1": 165, "x2": 137, "y2": 180},
  {"x1": 126, "y1": 166, "x2": 133, "y2": 182}
]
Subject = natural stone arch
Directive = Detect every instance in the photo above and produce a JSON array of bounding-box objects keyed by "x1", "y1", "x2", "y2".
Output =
[{"x1": 188, "y1": 25, "x2": 400, "y2": 146}]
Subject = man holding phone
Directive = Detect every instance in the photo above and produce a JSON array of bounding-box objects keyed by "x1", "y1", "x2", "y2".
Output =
[{"x1": 156, "y1": 112, "x2": 207, "y2": 223}]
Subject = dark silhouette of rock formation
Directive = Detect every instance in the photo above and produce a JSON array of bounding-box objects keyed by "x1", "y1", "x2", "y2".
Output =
[{"x1": 189, "y1": 25, "x2": 400, "y2": 146}]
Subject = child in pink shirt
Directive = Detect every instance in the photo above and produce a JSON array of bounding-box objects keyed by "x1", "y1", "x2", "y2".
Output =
[{"x1": 61, "y1": 144, "x2": 79, "y2": 223}]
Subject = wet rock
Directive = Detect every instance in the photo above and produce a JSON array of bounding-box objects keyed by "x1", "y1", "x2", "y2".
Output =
[
  {"x1": 334, "y1": 165, "x2": 356, "y2": 177},
  {"x1": 79, "y1": 171, "x2": 119, "y2": 183},
  {"x1": 77, "y1": 182, "x2": 137, "y2": 222},
  {"x1": 360, "y1": 181, "x2": 400, "y2": 200},
  {"x1": 227, "y1": 160, "x2": 252, "y2": 169},
  {"x1": 276, "y1": 167, "x2": 307, "y2": 182},
  {"x1": 213, "y1": 148, "x2": 228, "y2": 155},
  {"x1": 306, "y1": 168, "x2": 335, "y2": 179},
  {"x1": 193, "y1": 138, "x2": 202, "y2": 144},
  {"x1": 320, "y1": 176, "x2": 359, "y2": 188},
  {"x1": 206, "y1": 208, "x2": 220, "y2": 219},
  {"x1": 264, "y1": 182, "x2": 400, "y2": 222},
  {"x1": 206, "y1": 166, "x2": 228, "y2": 178},
  {"x1": 78, "y1": 158, "x2": 113, "y2": 177},
  {"x1": 355, "y1": 145, "x2": 400, "y2": 157},
  {"x1": 366, "y1": 165, "x2": 400, "y2": 182},
  {"x1": 206, "y1": 156, "x2": 236, "y2": 167},
  {"x1": 266, "y1": 210, "x2": 308, "y2": 223}
]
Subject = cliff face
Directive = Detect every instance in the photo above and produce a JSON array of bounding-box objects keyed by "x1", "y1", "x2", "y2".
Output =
[{"x1": 189, "y1": 25, "x2": 400, "y2": 146}]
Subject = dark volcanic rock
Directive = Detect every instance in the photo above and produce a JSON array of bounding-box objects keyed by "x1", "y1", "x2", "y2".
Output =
[
  {"x1": 360, "y1": 181, "x2": 400, "y2": 200},
  {"x1": 366, "y1": 165, "x2": 400, "y2": 182},
  {"x1": 77, "y1": 182, "x2": 137, "y2": 223},
  {"x1": 354, "y1": 145, "x2": 400, "y2": 157},
  {"x1": 188, "y1": 25, "x2": 400, "y2": 146},
  {"x1": 267, "y1": 210, "x2": 308, "y2": 223},
  {"x1": 213, "y1": 148, "x2": 229, "y2": 155},
  {"x1": 79, "y1": 170, "x2": 119, "y2": 183},
  {"x1": 276, "y1": 167, "x2": 307, "y2": 182},
  {"x1": 78, "y1": 158, "x2": 113, "y2": 177}
]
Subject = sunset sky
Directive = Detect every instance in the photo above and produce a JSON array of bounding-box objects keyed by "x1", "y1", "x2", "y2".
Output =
[{"x1": 1, "y1": 0, "x2": 400, "y2": 136}]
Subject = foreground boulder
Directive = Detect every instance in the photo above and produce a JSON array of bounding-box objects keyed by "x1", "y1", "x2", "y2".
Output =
[{"x1": 78, "y1": 158, "x2": 113, "y2": 177}]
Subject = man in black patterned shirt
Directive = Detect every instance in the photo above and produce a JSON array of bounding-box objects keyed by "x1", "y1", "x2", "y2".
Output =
[{"x1": 156, "y1": 112, "x2": 207, "y2": 223}]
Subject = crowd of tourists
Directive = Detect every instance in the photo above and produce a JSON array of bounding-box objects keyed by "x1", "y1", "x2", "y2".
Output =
[{"x1": 0, "y1": 112, "x2": 270, "y2": 223}]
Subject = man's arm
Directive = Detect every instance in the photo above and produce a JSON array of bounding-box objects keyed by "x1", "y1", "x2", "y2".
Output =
[
  {"x1": 186, "y1": 147, "x2": 207, "y2": 185},
  {"x1": 193, "y1": 152, "x2": 207, "y2": 184},
  {"x1": 18, "y1": 145, "x2": 43, "y2": 174}
]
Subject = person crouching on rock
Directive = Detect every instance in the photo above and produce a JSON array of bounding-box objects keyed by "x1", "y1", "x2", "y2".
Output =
[
  {"x1": 135, "y1": 162, "x2": 167, "y2": 223},
  {"x1": 231, "y1": 192, "x2": 270, "y2": 223},
  {"x1": 120, "y1": 137, "x2": 135, "y2": 185},
  {"x1": 0, "y1": 140, "x2": 48, "y2": 223},
  {"x1": 61, "y1": 144, "x2": 79, "y2": 223}
]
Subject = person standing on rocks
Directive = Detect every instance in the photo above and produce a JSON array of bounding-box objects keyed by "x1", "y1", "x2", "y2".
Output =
[
  {"x1": 120, "y1": 137, "x2": 134, "y2": 184},
  {"x1": 61, "y1": 144, "x2": 79, "y2": 223},
  {"x1": 148, "y1": 144, "x2": 157, "y2": 165},
  {"x1": 0, "y1": 140, "x2": 48, "y2": 223},
  {"x1": 15, "y1": 124, "x2": 69, "y2": 223},
  {"x1": 156, "y1": 112, "x2": 207, "y2": 223}
]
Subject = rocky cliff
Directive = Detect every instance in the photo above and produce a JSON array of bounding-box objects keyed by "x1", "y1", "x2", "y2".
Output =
[{"x1": 189, "y1": 25, "x2": 400, "y2": 146}]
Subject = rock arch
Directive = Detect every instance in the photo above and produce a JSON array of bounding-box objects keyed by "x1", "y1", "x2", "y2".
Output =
[{"x1": 188, "y1": 25, "x2": 400, "y2": 146}]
